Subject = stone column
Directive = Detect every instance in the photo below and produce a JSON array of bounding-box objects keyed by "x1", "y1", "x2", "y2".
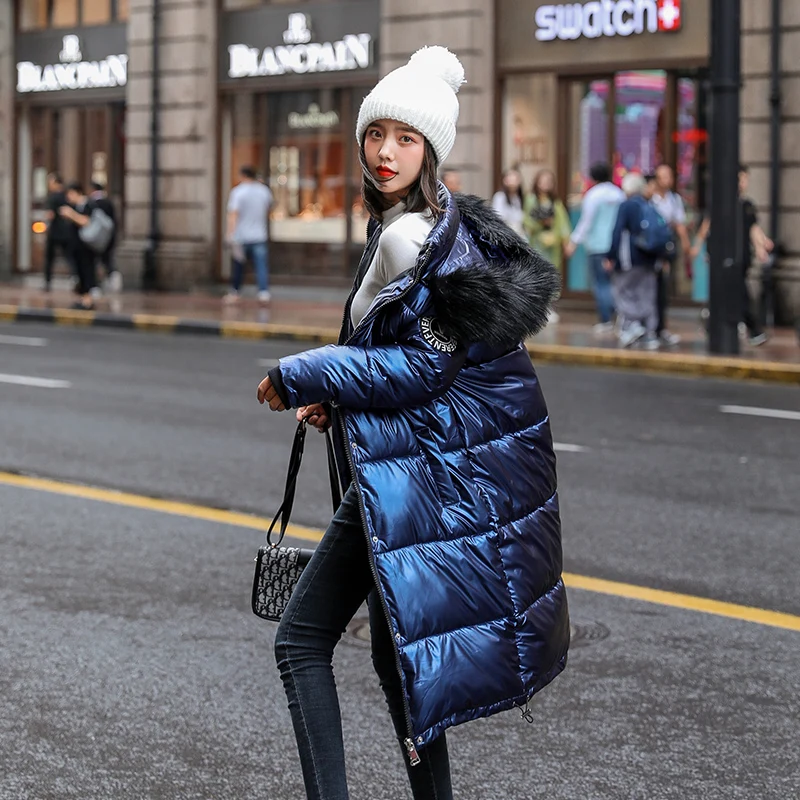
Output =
[
  {"x1": 380, "y1": 0, "x2": 495, "y2": 198},
  {"x1": 0, "y1": 3, "x2": 14, "y2": 278},
  {"x1": 117, "y1": 0, "x2": 218, "y2": 290},
  {"x1": 741, "y1": 0, "x2": 800, "y2": 323}
]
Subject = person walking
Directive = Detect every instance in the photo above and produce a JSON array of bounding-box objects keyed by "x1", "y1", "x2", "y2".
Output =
[
  {"x1": 491, "y1": 168, "x2": 525, "y2": 237},
  {"x1": 58, "y1": 181, "x2": 99, "y2": 310},
  {"x1": 564, "y1": 162, "x2": 625, "y2": 333},
  {"x1": 650, "y1": 164, "x2": 691, "y2": 346},
  {"x1": 89, "y1": 181, "x2": 122, "y2": 293},
  {"x1": 43, "y1": 173, "x2": 72, "y2": 292},
  {"x1": 224, "y1": 165, "x2": 273, "y2": 304},
  {"x1": 523, "y1": 168, "x2": 572, "y2": 277},
  {"x1": 256, "y1": 46, "x2": 568, "y2": 800},
  {"x1": 606, "y1": 173, "x2": 661, "y2": 349}
]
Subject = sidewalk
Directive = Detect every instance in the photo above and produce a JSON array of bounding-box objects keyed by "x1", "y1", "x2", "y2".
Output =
[{"x1": 1, "y1": 281, "x2": 799, "y2": 383}]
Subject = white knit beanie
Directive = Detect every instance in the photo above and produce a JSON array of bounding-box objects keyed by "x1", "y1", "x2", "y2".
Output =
[{"x1": 355, "y1": 46, "x2": 466, "y2": 165}]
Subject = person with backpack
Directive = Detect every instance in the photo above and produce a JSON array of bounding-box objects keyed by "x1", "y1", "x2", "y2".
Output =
[
  {"x1": 58, "y1": 181, "x2": 101, "y2": 310},
  {"x1": 256, "y1": 46, "x2": 568, "y2": 800},
  {"x1": 90, "y1": 181, "x2": 122, "y2": 293},
  {"x1": 605, "y1": 172, "x2": 670, "y2": 349},
  {"x1": 564, "y1": 162, "x2": 626, "y2": 333}
]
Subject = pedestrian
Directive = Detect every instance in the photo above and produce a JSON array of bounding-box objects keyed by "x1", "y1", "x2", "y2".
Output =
[
  {"x1": 89, "y1": 181, "x2": 122, "y2": 293},
  {"x1": 58, "y1": 181, "x2": 98, "y2": 310},
  {"x1": 257, "y1": 45, "x2": 568, "y2": 800},
  {"x1": 650, "y1": 164, "x2": 692, "y2": 346},
  {"x1": 440, "y1": 167, "x2": 462, "y2": 194},
  {"x1": 224, "y1": 165, "x2": 273, "y2": 304},
  {"x1": 523, "y1": 168, "x2": 572, "y2": 277},
  {"x1": 606, "y1": 172, "x2": 661, "y2": 349},
  {"x1": 565, "y1": 162, "x2": 626, "y2": 333},
  {"x1": 43, "y1": 173, "x2": 72, "y2": 292},
  {"x1": 491, "y1": 168, "x2": 525, "y2": 237}
]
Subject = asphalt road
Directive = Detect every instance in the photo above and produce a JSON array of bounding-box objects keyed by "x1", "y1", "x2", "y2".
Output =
[{"x1": 1, "y1": 323, "x2": 799, "y2": 800}]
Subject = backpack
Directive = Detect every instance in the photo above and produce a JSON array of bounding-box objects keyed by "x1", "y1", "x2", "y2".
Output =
[
  {"x1": 632, "y1": 198, "x2": 676, "y2": 259},
  {"x1": 79, "y1": 207, "x2": 115, "y2": 254}
]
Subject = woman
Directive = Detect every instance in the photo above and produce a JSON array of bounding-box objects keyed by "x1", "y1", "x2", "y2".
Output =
[
  {"x1": 491, "y1": 168, "x2": 525, "y2": 237},
  {"x1": 257, "y1": 46, "x2": 569, "y2": 800},
  {"x1": 523, "y1": 168, "x2": 572, "y2": 276}
]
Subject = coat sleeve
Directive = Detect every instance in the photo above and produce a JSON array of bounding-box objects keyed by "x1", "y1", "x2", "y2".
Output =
[{"x1": 275, "y1": 307, "x2": 467, "y2": 410}]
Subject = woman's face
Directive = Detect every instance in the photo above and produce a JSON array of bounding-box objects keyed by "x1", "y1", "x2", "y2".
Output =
[
  {"x1": 364, "y1": 119, "x2": 426, "y2": 205},
  {"x1": 504, "y1": 170, "x2": 521, "y2": 191},
  {"x1": 537, "y1": 171, "x2": 555, "y2": 195}
]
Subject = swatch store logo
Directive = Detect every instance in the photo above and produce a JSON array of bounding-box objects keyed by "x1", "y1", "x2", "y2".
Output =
[{"x1": 535, "y1": 0, "x2": 681, "y2": 41}]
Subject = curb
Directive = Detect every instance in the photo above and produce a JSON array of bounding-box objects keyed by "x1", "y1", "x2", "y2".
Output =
[{"x1": 2, "y1": 304, "x2": 799, "y2": 385}]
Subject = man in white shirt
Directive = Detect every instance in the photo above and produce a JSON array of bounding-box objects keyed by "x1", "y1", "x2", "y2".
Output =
[
  {"x1": 650, "y1": 164, "x2": 692, "y2": 345},
  {"x1": 225, "y1": 166, "x2": 273, "y2": 304}
]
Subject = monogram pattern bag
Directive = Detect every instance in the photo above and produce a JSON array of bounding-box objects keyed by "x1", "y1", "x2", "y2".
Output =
[{"x1": 252, "y1": 419, "x2": 342, "y2": 622}]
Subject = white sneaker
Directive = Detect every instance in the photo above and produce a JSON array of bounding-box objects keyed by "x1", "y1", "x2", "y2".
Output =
[
  {"x1": 107, "y1": 271, "x2": 123, "y2": 293},
  {"x1": 257, "y1": 290, "x2": 272, "y2": 304},
  {"x1": 619, "y1": 322, "x2": 646, "y2": 348},
  {"x1": 222, "y1": 291, "x2": 240, "y2": 305},
  {"x1": 640, "y1": 334, "x2": 661, "y2": 351},
  {"x1": 90, "y1": 286, "x2": 103, "y2": 300},
  {"x1": 748, "y1": 333, "x2": 769, "y2": 347},
  {"x1": 659, "y1": 330, "x2": 681, "y2": 347},
  {"x1": 593, "y1": 322, "x2": 615, "y2": 335}
]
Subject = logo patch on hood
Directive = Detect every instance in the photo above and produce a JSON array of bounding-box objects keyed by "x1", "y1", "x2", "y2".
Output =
[{"x1": 421, "y1": 317, "x2": 458, "y2": 353}]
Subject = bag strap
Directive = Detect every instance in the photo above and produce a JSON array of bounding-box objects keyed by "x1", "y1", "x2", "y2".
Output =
[{"x1": 266, "y1": 419, "x2": 342, "y2": 548}]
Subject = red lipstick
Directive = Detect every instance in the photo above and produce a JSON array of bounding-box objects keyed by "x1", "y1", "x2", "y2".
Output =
[{"x1": 376, "y1": 166, "x2": 397, "y2": 179}]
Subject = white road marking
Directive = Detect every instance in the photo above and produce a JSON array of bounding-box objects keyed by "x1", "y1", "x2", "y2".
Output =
[
  {"x1": 720, "y1": 405, "x2": 800, "y2": 422},
  {"x1": 0, "y1": 334, "x2": 48, "y2": 347},
  {"x1": 0, "y1": 373, "x2": 71, "y2": 389},
  {"x1": 258, "y1": 358, "x2": 280, "y2": 368},
  {"x1": 554, "y1": 443, "x2": 588, "y2": 453}
]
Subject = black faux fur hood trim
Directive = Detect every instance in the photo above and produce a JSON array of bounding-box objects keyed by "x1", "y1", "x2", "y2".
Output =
[{"x1": 428, "y1": 193, "x2": 561, "y2": 348}]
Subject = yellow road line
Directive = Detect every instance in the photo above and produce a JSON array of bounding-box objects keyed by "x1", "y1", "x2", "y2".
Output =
[{"x1": 2, "y1": 469, "x2": 799, "y2": 633}]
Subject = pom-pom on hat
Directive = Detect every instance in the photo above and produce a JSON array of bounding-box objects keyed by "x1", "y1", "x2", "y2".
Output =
[{"x1": 355, "y1": 46, "x2": 466, "y2": 165}]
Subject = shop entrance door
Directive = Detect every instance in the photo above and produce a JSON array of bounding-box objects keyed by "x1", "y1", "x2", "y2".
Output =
[
  {"x1": 23, "y1": 102, "x2": 125, "y2": 275},
  {"x1": 562, "y1": 71, "x2": 706, "y2": 300}
]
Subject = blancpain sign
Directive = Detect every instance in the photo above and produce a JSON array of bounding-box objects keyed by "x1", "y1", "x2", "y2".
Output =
[
  {"x1": 535, "y1": 0, "x2": 682, "y2": 41},
  {"x1": 16, "y1": 35, "x2": 127, "y2": 93},
  {"x1": 228, "y1": 13, "x2": 372, "y2": 79}
]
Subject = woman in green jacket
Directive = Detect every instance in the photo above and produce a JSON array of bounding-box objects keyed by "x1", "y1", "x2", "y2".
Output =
[{"x1": 523, "y1": 168, "x2": 572, "y2": 276}]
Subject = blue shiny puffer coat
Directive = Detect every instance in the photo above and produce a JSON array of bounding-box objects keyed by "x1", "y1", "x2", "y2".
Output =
[{"x1": 276, "y1": 189, "x2": 569, "y2": 755}]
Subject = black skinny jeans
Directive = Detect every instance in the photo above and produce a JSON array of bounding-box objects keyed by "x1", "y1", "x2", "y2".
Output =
[{"x1": 274, "y1": 485, "x2": 453, "y2": 800}]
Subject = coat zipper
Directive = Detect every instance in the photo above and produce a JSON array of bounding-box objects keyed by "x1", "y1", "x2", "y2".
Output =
[{"x1": 333, "y1": 232, "x2": 435, "y2": 767}]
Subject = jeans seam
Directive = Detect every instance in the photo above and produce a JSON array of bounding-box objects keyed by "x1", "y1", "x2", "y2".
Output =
[{"x1": 278, "y1": 524, "x2": 345, "y2": 800}]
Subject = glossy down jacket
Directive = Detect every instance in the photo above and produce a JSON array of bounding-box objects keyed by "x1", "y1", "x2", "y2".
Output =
[{"x1": 276, "y1": 189, "x2": 570, "y2": 754}]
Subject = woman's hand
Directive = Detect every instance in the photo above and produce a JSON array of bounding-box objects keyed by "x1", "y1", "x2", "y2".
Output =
[
  {"x1": 257, "y1": 376, "x2": 286, "y2": 411},
  {"x1": 297, "y1": 404, "x2": 330, "y2": 432}
]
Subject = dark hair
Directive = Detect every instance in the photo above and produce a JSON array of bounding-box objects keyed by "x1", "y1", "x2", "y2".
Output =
[
  {"x1": 501, "y1": 169, "x2": 524, "y2": 206},
  {"x1": 91, "y1": 181, "x2": 105, "y2": 192},
  {"x1": 739, "y1": 163, "x2": 749, "y2": 174},
  {"x1": 66, "y1": 180, "x2": 84, "y2": 194},
  {"x1": 532, "y1": 169, "x2": 558, "y2": 203},
  {"x1": 643, "y1": 172, "x2": 657, "y2": 183},
  {"x1": 240, "y1": 165, "x2": 257, "y2": 180},
  {"x1": 359, "y1": 136, "x2": 443, "y2": 221},
  {"x1": 48, "y1": 172, "x2": 63, "y2": 185},
  {"x1": 589, "y1": 162, "x2": 611, "y2": 184}
]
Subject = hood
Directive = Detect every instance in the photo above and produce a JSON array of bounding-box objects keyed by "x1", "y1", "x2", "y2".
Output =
[{"x1": 427, "y1": 192, "x2": 561, "y2": 349}]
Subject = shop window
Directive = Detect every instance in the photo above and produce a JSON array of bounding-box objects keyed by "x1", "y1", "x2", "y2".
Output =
[
  {"x1": 52, "y1": 0, "x2": 79, "y2": 27},
  {"x1": 19, "y1": 0, "x2": 49, "y2": 30},
  {"x1": 82, "y1": 0, "x2": 111, "y2": 25},
  {"x1": 613, "y1": 70, "x2": 666, "y2": 181},
  {"x1": 566, "y1": 79, "x2": 610, "y2": 203}
]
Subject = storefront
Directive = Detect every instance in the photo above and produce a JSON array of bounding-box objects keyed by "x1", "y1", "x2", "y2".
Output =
[
  {"x1": 497, "y1": 0, "x2": 711, "y2": 301},
  {"x1": 218, "y1": 2, "x2": 379, "y2": 284},
  {"x1": 14, "y1": 22, "x2": 127, "y2": 275}
]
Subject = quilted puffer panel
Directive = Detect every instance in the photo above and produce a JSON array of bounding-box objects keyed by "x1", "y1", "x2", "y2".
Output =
[
  {"x1": 401, "y1": 619, "x2": 523, "y2": 735},
  {"x1": 376, "y1": 533, "x2": 512, "y2": 644},
  {"x1": 515, "y1": 580, "x2": 570, "y2": 691},
  {"x1": 497, "y1": 494, "x2": 563, "y2": 615}
]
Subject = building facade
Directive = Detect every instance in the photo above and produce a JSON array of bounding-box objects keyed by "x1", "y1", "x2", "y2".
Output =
[{"x1": 1, "y1": 0, "x2": 798, "y2": 317}]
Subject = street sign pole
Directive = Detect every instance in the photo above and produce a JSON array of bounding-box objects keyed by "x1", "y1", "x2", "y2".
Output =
[{"x1": 707, "y1": 0, "x2": 741, "y2": 355}]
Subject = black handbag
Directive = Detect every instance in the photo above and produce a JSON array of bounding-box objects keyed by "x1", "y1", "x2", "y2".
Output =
[{"x1": 252, "y1": 419, "x2": 342, "y2": 622}]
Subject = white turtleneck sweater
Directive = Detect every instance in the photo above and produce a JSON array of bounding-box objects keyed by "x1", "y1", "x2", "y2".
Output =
[{"x1": 350, "y1": 201, "x2": 435, "y2": 328}]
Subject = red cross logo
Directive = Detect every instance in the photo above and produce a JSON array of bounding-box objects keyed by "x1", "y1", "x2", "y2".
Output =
[{"x1": 658, "y1": 0, "x2": 682, "y2": 32}]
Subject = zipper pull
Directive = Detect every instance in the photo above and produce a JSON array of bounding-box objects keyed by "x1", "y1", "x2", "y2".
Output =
[{"x1": 404, "y1": 738, "x2": 421, "y2": 767}]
